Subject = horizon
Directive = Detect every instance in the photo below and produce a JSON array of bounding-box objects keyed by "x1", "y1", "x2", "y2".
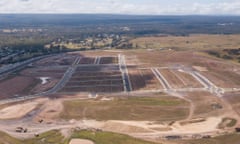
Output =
[
  {"x1": 0, "y1": 0, "x2": 240, "y2": 15},
  {"x1": 1, "y1": 13, "x2": 240, "y2": 17}
]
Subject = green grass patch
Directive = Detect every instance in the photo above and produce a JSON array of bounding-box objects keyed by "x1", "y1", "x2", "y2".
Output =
[
  {"x1": 219, "y1": 118, "x2": 237, "y2": 129},
  {"x1": 0, "y1": 130, "x2": 157, "y2": 144},
  {"x1": 0, "y1": 130, "x2": 68, "y2": 144}
]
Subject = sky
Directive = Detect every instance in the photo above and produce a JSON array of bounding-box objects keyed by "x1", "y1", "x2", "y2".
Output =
[{"x1": 0, "y1": 0, "x2": 240, "y2": 15}]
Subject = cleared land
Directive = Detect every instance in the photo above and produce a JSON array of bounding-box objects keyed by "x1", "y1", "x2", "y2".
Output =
[
  {"x1": 69, "y1": 139, "x2": 94, "y2": 144},
  {"x1": 128, "y1": 68, "x2": 163, "y2": 91},
  {"x1": 170, "y1": 69, "x2": 203, "y2": 88},
  {"x1": 60, "y1": 96, "x2": 189, "y2": 121},
  {"x1": 0, "y1": 76, "x2": 37, "y2": 99},
  {"x1": 224, "y1": 92, "x2": 240, "y2": 116},
  {"x1": 99, "y1": 57, "x2": 118, "y2": 64},
  {"x1": 159, "y1": 69, "x2": 185, "y2": 89},
  {"x1": 33, "y1": 54, "x2": 77, "y2": 66},
  {"x1": 0, "y1": 49, "x2": 240, "y2": 143},
  {"x1": 200, "y1": 70, "x2": 240, "y2": 88},
  {"x1": 79, "y1": 57, "x2": 95, "y2": 64},
  {"x1": 184, "y1": 92, "x2": 226, "y2": 118},
  {"x1": 0, "y1": 101, "x2": 40, "y2": 119},
  {"x1": 61, "y1": 65, "x2": 124, "y2": 93}
]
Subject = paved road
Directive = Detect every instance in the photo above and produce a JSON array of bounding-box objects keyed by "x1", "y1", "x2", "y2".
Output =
[
  {"x1": 189, "y1": 71, "x2": 223, "y2": 96},
  {"x1": 94, "y1": 56, "x2": 101, "y2": 64},
  {"x1": 42, "y1": 56, "x2": 82, "y2": 94},
  {"x1": 1, "y1": 58, "x2": 239, "y2": 105},
  {"x1": 119, "y1": 54, "x2": 132, "y2": 92},
  {"x1": 151, "y1": 68, "x2": 172, "y2": 90},
  {"x1": 0, "y1": 55, "x2": 52, "y2": 76},
  {"x1": 0, "y1": 56, "x2": 79, "y2": 105}
]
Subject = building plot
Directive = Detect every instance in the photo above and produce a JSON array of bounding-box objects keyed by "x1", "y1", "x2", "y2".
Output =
[
  {"x1": 21, "y1": 67, "x2": 67, "y2": 78},
  {"x1": 200, "y1": 71, "x2": 240, "y2": 88},
  {"x1": 61, "y1": 65, "x2": 124, "y2": 93},
  {"x1": 171, "y1": 69, "x2": 204, "y2": 88},
  {"x1": 78, "y1": 57, "x2": 95, "y2": 64},
  {"x1": 100, "y1": 57, "x2": 118, "y2": 64},
  {"x1": 128, "y1": 68, "x2": 163, "y2": 91},
  {"x1": 158, "y1": 69, "x2": 185, "y2": 89},
  {"x1": 158, "y1": 69, "x2": 203, "y2": 89},
  {"x1": 33, "y1": 54, "x2": 77, "y2": 66}
]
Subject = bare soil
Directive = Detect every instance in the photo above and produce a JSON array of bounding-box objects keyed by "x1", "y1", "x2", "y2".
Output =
[
  {"x1": 69, "y1": 139, "x2": 94, "y2": 144},
  {"x1": 128, "y1": 68, "x2": 163, "y2": 91},
  {"x1": 0, "y1": 76, "x2": 37, "y2": 99}
]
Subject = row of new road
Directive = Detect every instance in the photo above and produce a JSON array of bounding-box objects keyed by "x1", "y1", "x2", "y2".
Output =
[{"x1": 151, "y1": 67, "x2": 224, "y2": 96}]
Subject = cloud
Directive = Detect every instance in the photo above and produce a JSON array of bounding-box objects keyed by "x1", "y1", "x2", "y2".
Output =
[{"x1": 0, "y1": 0, "x2": 239, "y2": 15}]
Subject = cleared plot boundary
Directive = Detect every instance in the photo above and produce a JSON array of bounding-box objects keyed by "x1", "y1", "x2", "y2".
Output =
[
  {"x1": 128, "y1": 68, "x2": 163, "y2": 91},
  {"x1": 61, "y1": 64, "x2": 125, "y2": 93}
]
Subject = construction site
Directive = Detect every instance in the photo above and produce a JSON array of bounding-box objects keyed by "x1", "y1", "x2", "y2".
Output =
[{"x1": 0, "y1": 49, "x2": 239, "y2": 144}]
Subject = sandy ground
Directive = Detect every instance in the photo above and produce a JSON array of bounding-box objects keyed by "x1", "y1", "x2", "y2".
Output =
[
  {"x1": 34, "y1": 99, "x2": 63, "y2": 122},
  {"x1": 193, "y1": 66, "x2": 208, "y2": 72},
  {"x1": 0, "y1": 99, "x2": 46, "y2": 119},
  {"x1": 101, "y1": 117, "x2": 222, "y2": 135},
  {"x1": 0, "y1": 95, "x2": 238, "y2": 142},
  {"x1": 69, "y1": 139, "x2": 94, "y2": 144},
  {"x1": 172, "y1": 117, "x2": 222, "y2": 134}
]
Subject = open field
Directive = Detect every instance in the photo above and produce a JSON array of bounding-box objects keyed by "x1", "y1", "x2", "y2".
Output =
[
  {"x1": 1, "y1": 129, "x2": 240, "y2": 144},
  {"x1": 130, "y1": 34, "x2": 240, "y2": 50},
  {"x1": 179, "y1": 133, "x2": 240, "y2": 144},
  {"x1": 184, "y1": 92, "x2": 226, "y2": 118},
  {"x1": 224, "y1": 92, "x2": 240, "y2": 116},
  {"x1": 60, "y1": 96, "x2": 189, "y2": 121},
  {"x1": 0, "y1": 130, "x2": 67, "y2": 144},
  {"x1": 72, "y1": 130, "x2": 157, "y2": 144},
  {"x1": 0, "y1": 130, "x2": 159, "y2": 144}
]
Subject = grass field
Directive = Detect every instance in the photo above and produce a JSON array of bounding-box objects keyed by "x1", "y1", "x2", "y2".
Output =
[
  {"x1": 130, "y1": 34, "x2": 240, "y2": 50},
  {"x1": 60, "y1": 96, "x2": 189, "y2": 121},
  {"x1": 0, "y1": 130, "x2": 158, "y2": 144},
  {"x1": 72, "y1": 130, "x2": 157, "y2": 144},
  {"x1": 0, "y1": 130, "x2": 67, "y2": 144},
  {"x1": 179, "y1": 133, "x2": 240, "y2": 144},
  {"x1": 1, "y1": 130, "x2": 240, "y2": 144}
]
